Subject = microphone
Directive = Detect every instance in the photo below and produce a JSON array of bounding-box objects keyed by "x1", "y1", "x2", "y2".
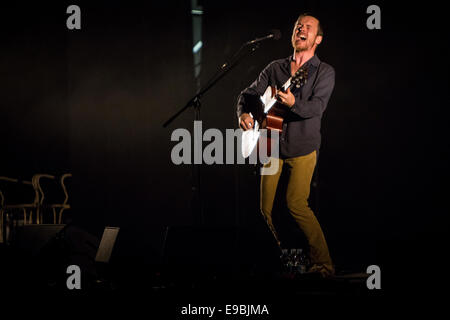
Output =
[{"x1": 246, "y1": 29, "x2": 281, "y2": 45}]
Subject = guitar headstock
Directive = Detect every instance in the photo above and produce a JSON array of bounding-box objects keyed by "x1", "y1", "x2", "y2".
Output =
[{"x1": 291, "y1": 67, "x2": 308, "y2": 89}]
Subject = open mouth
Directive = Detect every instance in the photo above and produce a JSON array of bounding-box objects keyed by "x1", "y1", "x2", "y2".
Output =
[{"x1": 299, "y1": 35, "x2": 307, "y2": 41}]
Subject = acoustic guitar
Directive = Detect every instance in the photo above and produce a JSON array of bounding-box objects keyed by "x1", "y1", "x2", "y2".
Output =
[{"x1": 241, "y1": 66, "x2": 308, "y2": 158}]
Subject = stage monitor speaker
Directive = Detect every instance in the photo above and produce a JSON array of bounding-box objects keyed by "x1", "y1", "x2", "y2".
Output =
[
  {"x1": 10, "y1": 224, "x2": 120, "y2": 290},
  {"x1": 162, "y1": 226, "x2": 282, "y2": 274},
  {"x1": 162, "y1": 226, "x2": 236, "y2": 266},
  {"x1": 13, "y1": 224, "x2": 66, "y2": 256}
]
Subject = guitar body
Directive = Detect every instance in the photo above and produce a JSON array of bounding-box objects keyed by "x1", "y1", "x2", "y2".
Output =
[
  {"x1": 241, "y1": 66, "x2": 308, "y2": 159},
  {"x1": 258, "y1": 103, "x2": 289, "y2": 158},
  {"x1": 265, "y1": 103, "x2": 289, "y2": 131}
]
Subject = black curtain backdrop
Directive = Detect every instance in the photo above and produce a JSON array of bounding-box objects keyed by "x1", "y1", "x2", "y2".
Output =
[{"x1": 1, "y1": 0, "x2": 449, "y2": 290}]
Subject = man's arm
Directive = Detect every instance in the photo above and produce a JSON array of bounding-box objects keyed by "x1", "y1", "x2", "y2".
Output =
[
  {"x1": 236, "y1": 63, "x2": 273, "y2": 127},
  {"x1": 289, "y1": 65, "x2": 335, "y2": 119}
]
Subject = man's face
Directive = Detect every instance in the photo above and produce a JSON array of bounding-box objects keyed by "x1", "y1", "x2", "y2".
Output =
[{"x1": 291, "y1": 16, "x2": 322, "y2": 52}]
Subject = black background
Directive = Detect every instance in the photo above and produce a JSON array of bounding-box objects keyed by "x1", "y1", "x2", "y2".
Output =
[{"x1": 1, "y1": 0, "x2": 449, "y2": 295}]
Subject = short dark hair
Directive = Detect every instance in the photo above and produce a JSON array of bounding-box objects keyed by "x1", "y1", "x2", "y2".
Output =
[{"x1": 297, "y1": 13, "x2": 323, "y2": 37}]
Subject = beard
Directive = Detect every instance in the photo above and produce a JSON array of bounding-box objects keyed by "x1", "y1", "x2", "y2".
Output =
[{"x1": 292, "y1": 36, "x2": 317, "y2": 52}]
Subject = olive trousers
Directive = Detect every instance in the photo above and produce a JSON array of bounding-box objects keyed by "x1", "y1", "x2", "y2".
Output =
[{"x1": 260, "y1": 150, "x2": 334, "y2": 276}]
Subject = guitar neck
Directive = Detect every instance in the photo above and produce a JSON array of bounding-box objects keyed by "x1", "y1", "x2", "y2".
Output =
[{"x1": 282, "y1": 78, "x2": 292, "y2": 91}]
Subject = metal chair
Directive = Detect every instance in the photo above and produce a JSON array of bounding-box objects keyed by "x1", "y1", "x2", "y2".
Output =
[
  {"x1": 0, "y1": 176, "x2": 39, "y2": 244},
  {"x1": 34, "y1": 173, "x2": 72, "y2": 224}
]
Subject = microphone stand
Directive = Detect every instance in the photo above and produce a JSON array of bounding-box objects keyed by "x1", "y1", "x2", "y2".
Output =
[{"x1": 163, "y1": 41, "x2": 263, "y2": 226}]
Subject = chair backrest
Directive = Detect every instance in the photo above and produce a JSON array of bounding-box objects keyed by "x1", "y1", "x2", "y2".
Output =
[
  {"x1": 33, "y1": 173, "x2": 72, "y2": 206},
  {"x1": 60, "y1": 173, "x2": 72, "y2": 206},
  {"x1": 32, "y1": 174, "x2": 55, "y2": 207}
]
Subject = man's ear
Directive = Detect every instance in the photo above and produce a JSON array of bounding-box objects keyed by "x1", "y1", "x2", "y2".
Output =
[{"x1": 315, "y1": 35, "x2": 323, "y2": 46}]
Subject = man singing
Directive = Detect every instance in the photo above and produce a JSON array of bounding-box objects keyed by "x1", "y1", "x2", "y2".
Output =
[{"x1": 236, "y1": 14, "x2": 335, "y2": 278}]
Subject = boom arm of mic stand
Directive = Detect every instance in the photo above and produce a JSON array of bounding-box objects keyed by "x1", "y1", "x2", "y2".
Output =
[{"x1": 162, "y1": 42, "x2": 261, "y2": 128}]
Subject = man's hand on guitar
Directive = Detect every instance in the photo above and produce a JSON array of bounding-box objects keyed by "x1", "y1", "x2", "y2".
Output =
[
  {"x1": 275, "y1": 87, "x2": 295, "y2": 107},
  {"x1": 239, "y1": 113, "x2": 254, "y2": 131}
]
